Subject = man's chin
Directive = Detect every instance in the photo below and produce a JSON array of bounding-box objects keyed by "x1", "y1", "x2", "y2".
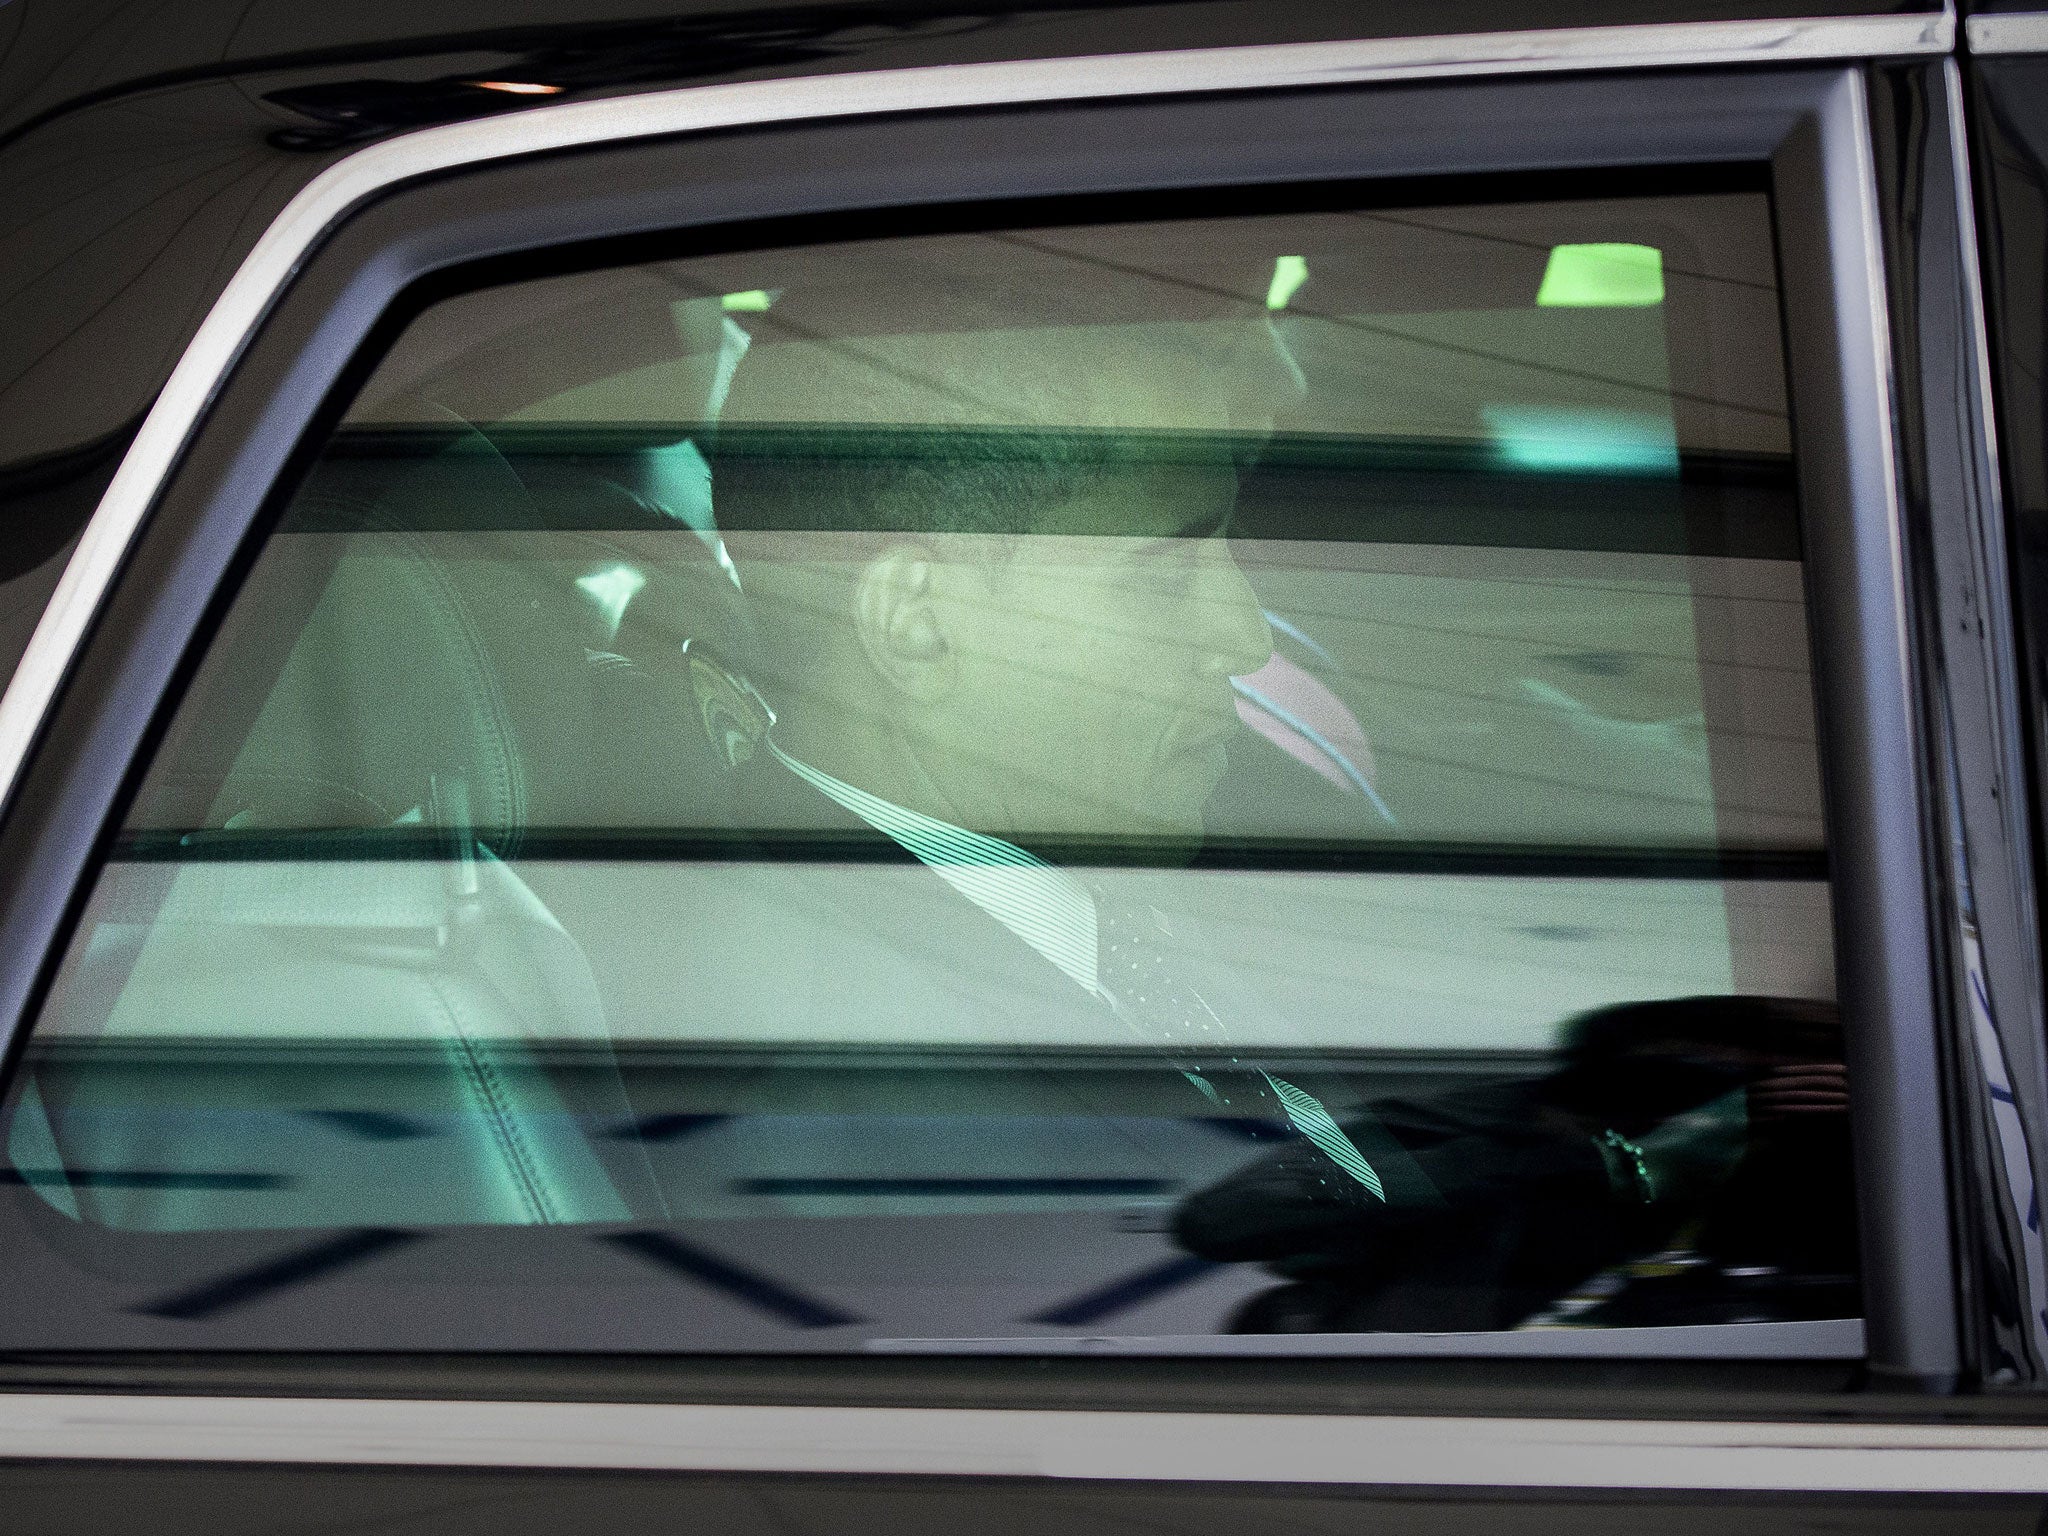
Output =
[
  {"x1": 1124, "y1": 768, "x2": 1224, "y2": 854},
  {"x1": 1019, "y1": 808, "x2": 1207, "y2": 863}
]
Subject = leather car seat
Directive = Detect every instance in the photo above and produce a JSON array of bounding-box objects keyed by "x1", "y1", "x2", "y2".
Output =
[{"x1": 19, "y1": 439, "x2": 670, "y2": 1231}]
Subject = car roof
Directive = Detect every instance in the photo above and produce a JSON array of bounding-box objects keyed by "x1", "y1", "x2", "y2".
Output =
[{"x1": 0, "y1": 1, "x2": 1953, "y2": 155}]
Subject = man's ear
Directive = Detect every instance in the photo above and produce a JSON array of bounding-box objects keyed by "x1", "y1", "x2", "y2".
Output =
[{"x1": 854, "y1": 544, "x2": 952, "y2": 701}]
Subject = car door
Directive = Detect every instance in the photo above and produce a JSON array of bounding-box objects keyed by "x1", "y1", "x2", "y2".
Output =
[{"x1": 0, "y1": 16, "x2": 2045, "y2": 1532}]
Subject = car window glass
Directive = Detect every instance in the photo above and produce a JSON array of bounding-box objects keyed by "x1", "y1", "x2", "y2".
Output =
[{"x1": 0, "y1": 188, "x2": 1858, "y2": 1351}]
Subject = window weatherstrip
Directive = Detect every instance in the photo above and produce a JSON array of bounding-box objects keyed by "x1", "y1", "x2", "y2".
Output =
[
  {"x1": 0, "y1": 15, "x2": 1959, "y2": 820},
  {"x1": 0, "y1": 1394, "x2": 2044, "y2": 1491},
  {"x1": 1965, "y1": 13, "x2": 2048, "y2": 53},
  {"x1": 866, "y1": 1319, "x2": 1866, "y2": 1358}
]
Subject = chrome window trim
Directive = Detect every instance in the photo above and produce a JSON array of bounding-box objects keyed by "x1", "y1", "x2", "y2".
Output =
[
  {"x1": 867, "y1": 1319, "x2": 1866, "y2": 1357},
  {"x1": 1965, "y1": 13, "x2": 2048, "y2": 52},
  {"x1": 1784, "y1": 63, "x2": 1961, "y2": 1388},
  {"x1": 0, "y1": 12, "x2": 1958, "y2": 817},
  {"x1": 0, "y1": 1394, "x2": 2045, "y2": 1491}
]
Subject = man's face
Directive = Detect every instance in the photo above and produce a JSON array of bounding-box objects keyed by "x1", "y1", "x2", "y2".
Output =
[
  {"x1": 910, "y1": 464, "x2": 1273, "y2": 844},
  {"x1": 721, "y1": 314, "x2": 1293, "y2": 844}
]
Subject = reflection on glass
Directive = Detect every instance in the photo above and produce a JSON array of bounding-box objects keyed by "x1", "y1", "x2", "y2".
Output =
[
  {"x1": 1178, "y1": 995, "x2": 1855, "y2": 1333},
  {"x1": 0, "y1": 191, "x2": 1853, "y2": 1354}
]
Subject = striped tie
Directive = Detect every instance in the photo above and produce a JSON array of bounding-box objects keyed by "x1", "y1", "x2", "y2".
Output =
[{"x1": 1091, "y1": 887, "x2": 1384, "y2": 1201}]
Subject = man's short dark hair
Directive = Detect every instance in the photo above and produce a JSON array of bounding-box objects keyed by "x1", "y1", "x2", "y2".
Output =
[{"x1": 706, "y1": 423, "x2": 1244, "y2": 539}]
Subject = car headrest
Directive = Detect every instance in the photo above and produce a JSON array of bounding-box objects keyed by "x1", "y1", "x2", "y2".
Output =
[{"x1": 202, "y1": 444, "x2": 612, "y2": 850}]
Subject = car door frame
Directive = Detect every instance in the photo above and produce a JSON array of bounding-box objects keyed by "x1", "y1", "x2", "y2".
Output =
[{"x1": 0, "y1": 23, "x2": 2023, "y2": 1480}]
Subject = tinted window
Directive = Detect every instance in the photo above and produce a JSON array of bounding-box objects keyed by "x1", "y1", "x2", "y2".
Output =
[{"x1": 0, "y1": 188, "x2": 1857, "y2": 1351}]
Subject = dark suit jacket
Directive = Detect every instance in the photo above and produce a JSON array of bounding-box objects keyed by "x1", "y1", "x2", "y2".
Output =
[{"x1": 659, "y1": 752, "x2": 1271, "y2": 1177}]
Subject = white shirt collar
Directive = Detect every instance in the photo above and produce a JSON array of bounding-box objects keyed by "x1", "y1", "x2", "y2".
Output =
[{"x1": 766, "y1": 739, "x2": 1100, "y2": 997}]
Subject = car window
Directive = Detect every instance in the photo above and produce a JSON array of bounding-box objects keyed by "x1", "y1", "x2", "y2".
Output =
[{"x1": 0, "y1": 186, "x2": 1858, "y2": 1351}]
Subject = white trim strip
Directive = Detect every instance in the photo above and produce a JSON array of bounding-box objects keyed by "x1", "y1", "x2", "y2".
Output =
[
  {"x1": 1966, "y1": 13, "x2": 2048, "y2": 52},
  {"x1": 0, "y1": 1395, "x2": 2046, "y2": 1491},
  {"x1": 868, "y1": 1319, "x2": 1866, "y2": 1358},
  {"x1": 0, "y1": 12, "x2": 1956, "y2": 816}
]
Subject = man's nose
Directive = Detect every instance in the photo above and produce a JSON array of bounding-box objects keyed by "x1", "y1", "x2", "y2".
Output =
[{"x1": 1190, "y1": 541, "x2": 1273, "y2": 679}]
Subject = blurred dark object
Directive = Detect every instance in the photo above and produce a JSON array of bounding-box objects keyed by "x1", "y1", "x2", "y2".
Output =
[{"x1": 1175, "y1": 994, "x2": 1856, "y2": 1333}]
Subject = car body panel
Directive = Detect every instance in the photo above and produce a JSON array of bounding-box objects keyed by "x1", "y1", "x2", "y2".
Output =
[{"x1": 8, "y1": 2, "x2": 2048, "y2": 1525}]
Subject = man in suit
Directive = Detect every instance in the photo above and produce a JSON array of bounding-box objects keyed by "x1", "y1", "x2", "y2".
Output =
[{"x1": 677, "y1": 272, "x2": 1393, "y2": 1201}]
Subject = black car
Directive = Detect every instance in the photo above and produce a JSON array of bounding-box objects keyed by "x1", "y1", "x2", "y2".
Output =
[{"x1": 5, "y1": 0, "x2": 2048, "y2": 1529}]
